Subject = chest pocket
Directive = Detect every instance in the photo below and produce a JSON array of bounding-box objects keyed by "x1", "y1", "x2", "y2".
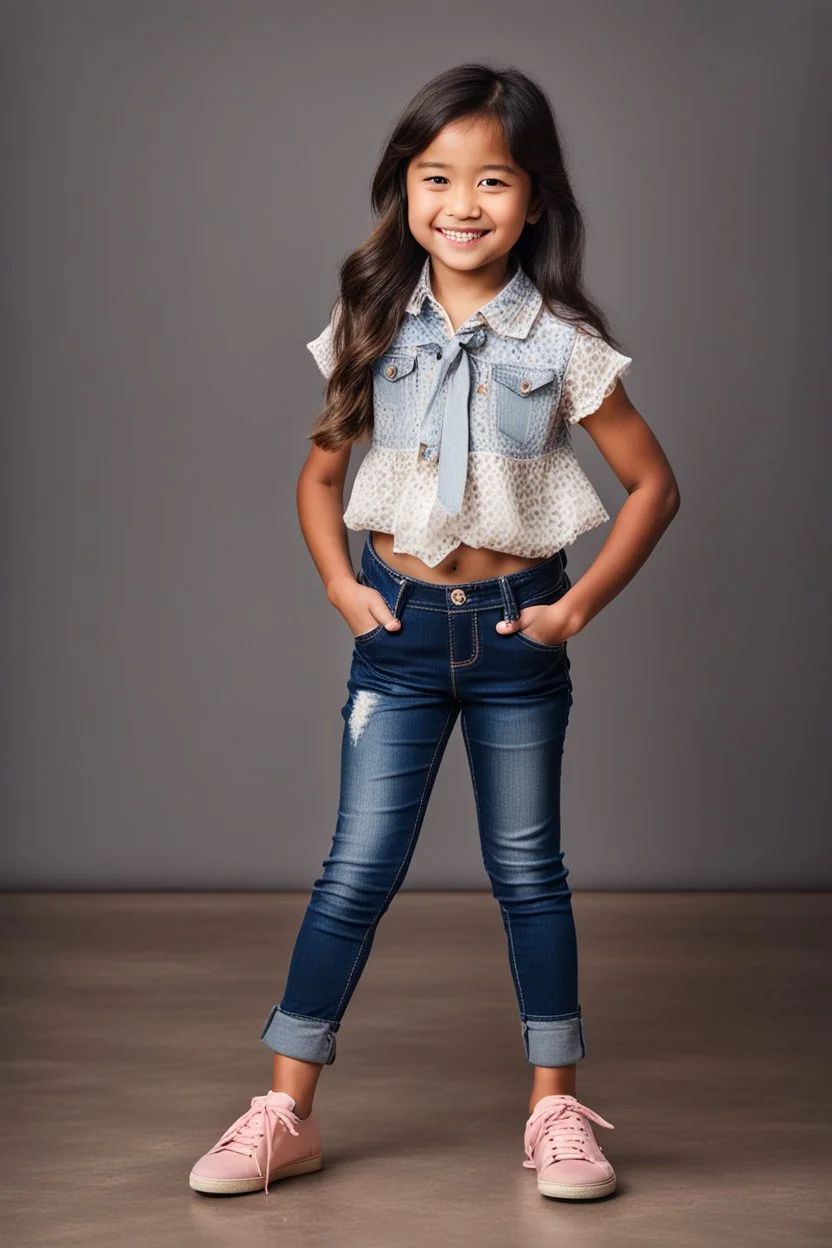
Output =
[
  {"x1": 491, "y1": 363, "x2": 561, "y2": 451},
  {"x1": 371, "y1": 351, "x2": 419, "y2": 445}
]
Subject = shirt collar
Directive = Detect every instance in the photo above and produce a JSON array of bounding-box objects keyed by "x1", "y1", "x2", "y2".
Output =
[{"x1": 404, "y1": 254, "x2": 543, "y2": 339}]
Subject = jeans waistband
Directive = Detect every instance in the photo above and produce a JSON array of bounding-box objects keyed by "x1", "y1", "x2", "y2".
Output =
[{"x1": 360, "y1": 533, "x2": 568, "y2": 621}]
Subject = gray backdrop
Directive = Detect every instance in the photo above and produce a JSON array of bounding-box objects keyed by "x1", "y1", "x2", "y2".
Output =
[{"x1": 2, "y1": 0, "x2": 829, "y2": 888}]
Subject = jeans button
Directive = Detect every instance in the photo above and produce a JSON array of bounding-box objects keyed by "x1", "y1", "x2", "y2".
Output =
[{"x1": 450, "y1": 588, "x2": 467, "y2": 605}]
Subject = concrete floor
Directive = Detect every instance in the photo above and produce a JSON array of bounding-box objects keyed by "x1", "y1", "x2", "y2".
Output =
[{"x1": 1, "y1": 891, "x2": 830, "y2": 1247}]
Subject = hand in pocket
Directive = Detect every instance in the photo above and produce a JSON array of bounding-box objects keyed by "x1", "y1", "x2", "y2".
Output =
[
  {"x1": 497, "y1": 602, "x2": 571, "y2": 647},
  {"x1": 339, "y1": 581, "x2": 401, "y2": 640}
]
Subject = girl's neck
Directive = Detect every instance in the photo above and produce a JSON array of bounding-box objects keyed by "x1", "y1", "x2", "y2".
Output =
[{"x1": 427, "y1": 253, "x2": 517, "y2": 333}]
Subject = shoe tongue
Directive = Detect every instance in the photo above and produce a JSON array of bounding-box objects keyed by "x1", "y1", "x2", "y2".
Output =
[
  {"x1": 534, "y1": 1093, "x2": 577, "y2": 1113},
  {"x1": 263, "y1": 1090, "x2": 297, "y2": 1110}
]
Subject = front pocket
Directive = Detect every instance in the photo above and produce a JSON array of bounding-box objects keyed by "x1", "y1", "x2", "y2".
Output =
[
  {"x1": 491, "y1": 363, "x2": 560, "y2": 448},
  {"x1": 353, "y1": 622, "x2": 385, "y2": 644},
  {"x1": 353, "y1": 567, "x2": 399, "y2": 646},
  {"x1": 371, "y1": 351, "x2": 419, "y2": 441},
  {"x1": 372, "y1": 352, "x2": 418, "y2": 383},
  {"x1": 509, "y1": 576, "x2": 569, "y2": 653},
  {"x1": 513, "y1": 629, "x2": 566, "y2": 654}
]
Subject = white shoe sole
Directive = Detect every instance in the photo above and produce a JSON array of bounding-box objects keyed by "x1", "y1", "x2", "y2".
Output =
[
  {"x1": 189, "y1": 1152, "x2": 323, "y2": 1195},
  {"x1": 537, "y1": 1174, "x2": 616, "y2": 1200}
]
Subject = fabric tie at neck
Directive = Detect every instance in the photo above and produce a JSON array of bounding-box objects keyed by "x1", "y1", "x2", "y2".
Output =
[{"x1": 418, "y1": 324, "x2": 487, "y2": 516}]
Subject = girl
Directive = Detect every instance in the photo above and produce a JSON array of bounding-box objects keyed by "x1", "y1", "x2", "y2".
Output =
[{"x1": 189, "y1": 62, "x2": 679, "y2": 1203}]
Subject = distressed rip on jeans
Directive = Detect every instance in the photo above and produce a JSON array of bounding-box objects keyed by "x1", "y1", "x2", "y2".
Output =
[{"x1": 348, "y1": 689, "x2": 379, "y2": 744}]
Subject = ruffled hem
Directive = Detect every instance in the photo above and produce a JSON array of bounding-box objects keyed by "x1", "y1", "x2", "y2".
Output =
[{"x1": 343, "y1": 446, "x2": 610, "y2": 568}]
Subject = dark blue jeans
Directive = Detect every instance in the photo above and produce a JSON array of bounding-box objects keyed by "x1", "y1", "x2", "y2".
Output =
[{"x1": 260, "y1": 532, "x2": 584, "y2": 1068}]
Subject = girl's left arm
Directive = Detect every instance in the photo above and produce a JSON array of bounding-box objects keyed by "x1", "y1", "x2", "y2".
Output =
[{"x1": 561, "y1": 379, "x2": 681, "y2": 636}]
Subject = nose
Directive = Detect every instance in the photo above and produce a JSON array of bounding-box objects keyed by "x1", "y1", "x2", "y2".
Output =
[{"x1": 449, "y1": 192, "x2": 481, "y2": 221}]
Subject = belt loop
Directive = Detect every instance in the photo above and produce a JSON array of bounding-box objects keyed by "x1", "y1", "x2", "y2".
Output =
[
  {"x1": 559, "y1": 547, "x2": 571, "y2": 589},
  {"x1": 392, "y1": 576, "x2": 411, "y2": 619},
  {"x1": 498, "y1": 575, "x2": 519, "y2": 623}
]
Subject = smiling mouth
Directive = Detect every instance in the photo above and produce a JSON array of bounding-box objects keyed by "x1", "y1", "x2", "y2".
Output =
[{"x1": 436, "y1": 227, "x2": 491, "y2": 244}]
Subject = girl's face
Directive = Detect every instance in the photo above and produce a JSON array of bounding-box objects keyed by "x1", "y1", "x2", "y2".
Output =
[{"x1": 405, "y1": 115, "x2": 542, "y2": 273}]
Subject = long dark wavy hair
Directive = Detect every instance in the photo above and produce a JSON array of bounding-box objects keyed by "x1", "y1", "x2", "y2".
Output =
[{"x1": 308, "y1": 62, "x2": 626, "y2": 450}]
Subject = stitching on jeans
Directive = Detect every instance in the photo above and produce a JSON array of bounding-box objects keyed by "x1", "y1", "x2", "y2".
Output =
[
  {"x1": 351, "y1": 586, "x2": 562, "y2": 618},
  {"x1": 461, "y1": 709, "x2": 521, "y2": 1018},
  {"x1": 451, "y1": 607, "x2": 480, "y2": 667},
  {"x1": 331, "y1": 703, "x2": 457, "y2": 1017},
  {"x1": 461, "y1": 710, "x2": 527, "y2": 1017},
  {"x1": 331, "y1": 704, "x2": 458, "y2": 1019},
  {"x1": 499, "y1": 574, "x2": 514, "y2": 621},
  {"x1": 516, "y1": 585, "x2": 565, "y2": 609},
  {"x1": 501, "y1": 905, "x2": 527, "y2": 1016},
  {"x1": 505, "y1": 574, "x2": 521, "y2": 621},
  {"x1": 461, "y1": 711, "x2": 484, "y2": 841},
  {"x1": 447, "y1": 607, "x2": 456, "y2": 699},
  {"x1": 515, "y1": 632, "x2": 566, "y2": 654},
  {"x1": 354, "y1": 577, "x2": 409, "y2": 644},
  {"x1": 524, "y1": 1009, "x2": 583, "y2": 1022},
  {"x1": 512, "y1": 580, "x2": 569, "y2": 651},
  {"x1": 274, "y1": 1005, "x2": 339, "y2": 1024},
  {"x1": 354, "y1": 623, "x2": 385, "y2": 644}
]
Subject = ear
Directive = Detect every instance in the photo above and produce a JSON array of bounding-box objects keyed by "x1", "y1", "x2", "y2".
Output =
[{"x1": 526, "y1": 195, "x2": 545, "y2": 226}]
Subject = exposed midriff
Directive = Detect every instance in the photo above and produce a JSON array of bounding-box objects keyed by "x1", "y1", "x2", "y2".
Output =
[{"x1": 370, "y1": 530, "x2": 551, "y2": 586}]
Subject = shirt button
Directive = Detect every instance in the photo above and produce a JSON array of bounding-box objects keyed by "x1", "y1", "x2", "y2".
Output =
[
  {"x1": 477, "y1": 383, "x2": 487, "y2": 395},
  {"x1": 519, "y1": 379, "x2": 532, "y2": 394},
  {"x1": 450, "y1": 588, "x2": 467, "y2": 605},
  {"x1": 385, "y1": 364, "x2": 398, "y2": 378}
]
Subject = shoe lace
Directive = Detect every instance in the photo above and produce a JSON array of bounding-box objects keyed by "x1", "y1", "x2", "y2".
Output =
[
  {"x1": 209, "y1": 1094, "x2": 300, "y2": 1195},
  {"x1": 522, "y1": 1095, "x2": 615, "y2": 1169}
]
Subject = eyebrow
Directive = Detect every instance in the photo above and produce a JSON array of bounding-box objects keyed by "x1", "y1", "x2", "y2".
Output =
[{"x1": 414, "y1": 160, "x2": 518, "y2": 176}]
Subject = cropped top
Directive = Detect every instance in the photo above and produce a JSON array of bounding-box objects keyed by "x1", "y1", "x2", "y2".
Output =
[{"x1": 306, "y1": 254, "x2": 632, "y2": 568}]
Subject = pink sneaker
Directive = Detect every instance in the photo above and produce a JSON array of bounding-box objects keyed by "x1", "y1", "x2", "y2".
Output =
[
  {"x1": 523, "y1": 1093, "x2": 616, "y2": 1200},
  {"x1": 189, "y1": 1090, "x2": 323, "y2": 1196}
]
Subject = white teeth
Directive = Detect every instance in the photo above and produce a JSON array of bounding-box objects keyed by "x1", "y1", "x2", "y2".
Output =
[{"x1": 439, "y1": 229, "x2": 487, "y2": 241}]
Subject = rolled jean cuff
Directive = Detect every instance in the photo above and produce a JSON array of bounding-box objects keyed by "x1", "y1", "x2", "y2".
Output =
[
  {"x1": 259, "y1": 1004, "x2": 339, "y2": 1065},
  {"x1": 521, "y1": 1011, "x2": 586, "y2": 1066}
]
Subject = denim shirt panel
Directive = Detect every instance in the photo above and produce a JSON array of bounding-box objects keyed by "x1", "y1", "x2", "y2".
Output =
[{"x1": 370, "y1": 298, "x2": 578, "y2": 459}]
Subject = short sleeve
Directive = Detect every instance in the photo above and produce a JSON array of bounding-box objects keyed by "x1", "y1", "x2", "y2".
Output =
[
  {"x1": 559, "y1": 329, "x2": 632, "y2": 424},
  {"x1": 306, "y1": 299, "x2": 342, "y2": 380}
]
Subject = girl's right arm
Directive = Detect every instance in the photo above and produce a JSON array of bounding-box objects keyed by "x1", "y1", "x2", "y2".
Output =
[{"x1": 296, "y1": 443, "x2": 402, "y2": 637}]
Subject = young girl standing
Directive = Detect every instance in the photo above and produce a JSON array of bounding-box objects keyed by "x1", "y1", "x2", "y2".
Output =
[{"x1": 190, "y1": 62, "x2": 679, "y2": 1203}]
